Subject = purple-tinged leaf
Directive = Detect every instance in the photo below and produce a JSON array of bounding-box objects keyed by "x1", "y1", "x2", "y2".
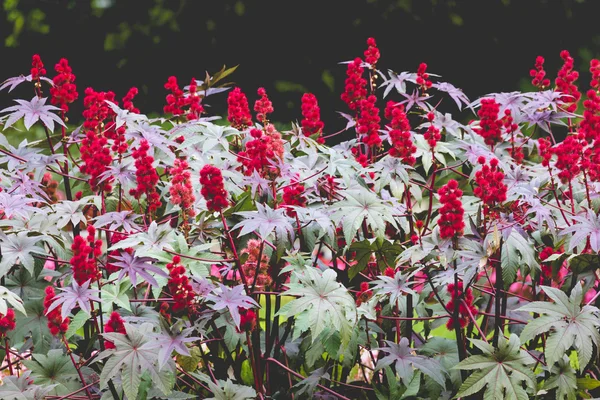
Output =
[
  {"x1": 1, "y1": 97, "x2": 65, "y2": 132},
  {"x1": 205, "y1": 284, "x2": 258, "y2": 328},
  {"x1": 111, "y1": 252, "x2": 166, "y2": 287},
  {"x1": 46, "y1": 279, "x2": 101, "y2": 321}
]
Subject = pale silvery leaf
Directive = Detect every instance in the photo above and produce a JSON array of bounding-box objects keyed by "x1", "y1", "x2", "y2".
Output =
[
  {"x1": 371, "y1": 271, "x2": 417, "y2": 305},
  {"x1": 0, "y1": 75, "x2": 32, "y2": 92},
  {"x1": 241, "y1": 170, "x2": 270, "y2": 198},
  {"x1": 1, "y1": 97, "x2": 65, "y2": 132},
  {"x1": 46, "y1": 279, "x2": 101, "y2": 321},
  {"x1": 399, "y1": 89, "x2": 431, "y2": 111},
  {"x1": 432, "y1": 82, "x2": 470, "y2": 110},
  {"x1": 99, "y1": 323, "x2": 172, "y2": 400},
  {"x1": 0, "y1": 231, "x2": 46, "y2": 277},
  {"x1": 330, "y1": 188, "x2": 397, "y2": 244},
  {"x1": 109, "y1": 221, "x2": 175, "y2": 253},
  {"x1": 279, "y1": 267, "x2": 356, "y2": 346},
  {"x1": 51, "y1": 201, "x2": 88, "y2": 229},
  {"x1": 0, "y1": 285, "x2": 26, "y2": 315},
  {"x1": 378, "y1": 70, "x2": 417, "y2": 97},
  {"x1": 561, "y1": 209, "x2": 600, "y2": 252},
  {"x1": 94, "y1": 211, "x2": 142, "y2": 233},
  {"x1": 105, "y1": 100, "x2": 148, "y2": 129},
  {"x1": 233, "y1": 203, "x2": 294, "y2": 241},
  {"x1": 205, "y1": 284, "x2": 258, "y2": 328},
  {"x1": 0, "y1": 192, "x2": 40, "y2": 220}
]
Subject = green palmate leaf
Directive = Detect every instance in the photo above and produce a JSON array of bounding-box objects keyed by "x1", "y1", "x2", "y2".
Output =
[
  {"x1": 98, "y1": 323, "x2": 174, "y2": 400},
  {"x1": 348, "y1": 238, "x2": 404, "y2": 279},
  {"x1": 517, "y1": 282, "x2": 600, "y2": 370},
  {"x1": 330, "y1": 188, "x2": 397, "y2": 245},
  {"x1": 22, "y1": 349, "x2": 82, "y2": 396},
  {"x1": 8, "y1": 299, "x2": 51, "y2": 354},
  {"x1": 101, "y1": 279, "x2": 132, "y2": 312},
  {"x1": 177, "y1": 346, "x2": 202, "y2": 372},
  {"x1": 5, "y1": 266, "x2": 48, "y2": 300},
  {"x1": 577, "y1": 376, "x2": 600, "y2": 390},
  {"x1": 278, "y1": 267, "x2": 356, "y2": 348},
  {"x1": 454, "y1": 334, "x2": 536, "y2": 400},
  {"x1": 501, "y1": 230, "x2": 539, "y2": 286},
  {"x1": 544, "y1": 355, "x2": 577, "y2": 400},
  {"x1": 64, "y1": 310, "x2": 90, "y2": 339},
  {"x1": 293, "y1": 367, "x2": 329, "y2": 397},
  {"x1": 375, "y1": 338, "x2": 446, "y2": 389}
]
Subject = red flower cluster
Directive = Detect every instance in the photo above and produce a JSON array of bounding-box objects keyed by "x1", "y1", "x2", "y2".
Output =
[
  {"x1": 357, "y1": 95, "x2": 382, "y2": 148},
  {"x1": 122, "y1": 87, "x2": 139, "y2": 113},
  {"x1": 50, "y1": 58, "x2": 78, "y2": 113},
  {"x1": 71, "y1": 225, "x2": 102, "y2": 285},
  {"x1": 364, "y1": 37, "x2": 380, "y2": 66},
  {"x1": 130, "y1": 140, "x2": 162, "y2": 213},
  {"x1": 227, "y1": 87, "x2": 253, "y2": 129},
  {"x1": 186, "y1": 79, "x2": 204, "y2": 120},
  {"x1": 474, "y1": 98, "x2": 502, "y2": 148},
  {"x1": 241, "y1": 239, "x2": 272, "y2": 288},
  {"x1": 44, "y1": 286, "x2": 69, "y2": 336},
  {"x1": 80, "y1": 88, "x2": 116, "y2": 191},
  {"x1": 538, "y1": 137, "x2": 553, "y2": 167},
  {"x1": 166, "y1": 256, "x2": 196, "y2": 313},
  {"x1": 553, "y1": 135, "x2": 583, "y2": 183},
  {"x1": 580, "y1": 61, "x2": 600, "y2": 143},
  {"x1": 31, "y1": 54, "x2": 46, "y2": 81},
  {"x1": 352, "y1": 147, "x2": 369, "y2": 168},
  {"x1": 530, "y1": 56, "x2": 550, "y2": 89},
  {"x1": 254, "y1": 87, "x2": 274, "y2": 123},
  {"x1": 163, "y1": 76, "x2": 204, "y2": 120},
  {"x1": 169, "y1": 159, "x2": 196, "y2": 217},
  {"x1": 555, "y1": 50, "x2": 581, "y2": 113},
  {"x1": 239, "y1": 309, "x2": 257, "y2": 332},
  {"x1": 424, "y1": 112, "x2": 441, "y2": 149},
  {"x1": 238, "y1": 127, "x2": 284, "y2": 178},
  {"x1": 438, "y1": 180, "x2": 465, "y2": 239},
  {"x1": 385, "y1": 101, "x2": 415, "y2": 165},
  {"x1": 581, "y1": 89, "x2": 600, "y2": 142},
  {"x1": 356, "y1": 281, "x2": 373, "y2": 306},
  {"x1": 341, "y1": 57, "x2": 367, "y2": 111},
  {"x1": 300, "y1": 93, "x2": 325, "y2": 143},
  {"x1": 281, "y1": 182, "x2": 306, "y2": 217},
  {"x1": 591, "y1": 59, "x2": 600, "y2": 90},
  {"x1": 104, "y1": 312, "x2": 126, "y2": 349},
  {"x1": 539, "y1": 246, "x2": 558, "y2": 279},
  {"x1": 445, "y1": 282, "x2": 477, "y2": 330},
  {"x1": 200, "y1": 164, "x2": 229, "y2": 212},
  {"x1": 0, "y1": 309, "x2": 16, "y2": 337},
  {"x1": 473, "y1": 157, "x2": 507, "y2": 213},
  {"x1": 416, "y1": 62, "x2": 432, "y2": 90}
]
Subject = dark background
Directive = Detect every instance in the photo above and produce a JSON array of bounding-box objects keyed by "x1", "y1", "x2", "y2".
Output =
[{"x1": 2, "y1": 0, "x2": 600, "y2": 130}]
